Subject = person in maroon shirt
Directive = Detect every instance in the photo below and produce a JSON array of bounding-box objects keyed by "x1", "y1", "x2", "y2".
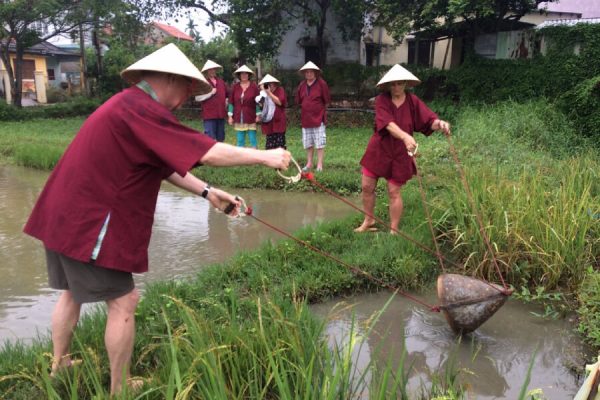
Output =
[
  {"x1": 228, "y1": 65, "x2": 261, "y2": 148},
  {"x1": 295, "y1": 61, "x2": 330, "y2": 172},
  {"x1": 196, "y1": 59, "x2": 228, "y2": 142},
  {"x1": 23, "y1": 44, "x2": 291, "y2": 395},
  {"x1": 355, "y1": 64, "x2": 451, "y2": 234},
  {"x1": 257, "y1": 74, "x2": 287, "y2": 149}
]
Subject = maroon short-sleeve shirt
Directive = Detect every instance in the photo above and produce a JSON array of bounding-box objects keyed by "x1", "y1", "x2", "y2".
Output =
[
  {"x1": 260, "y1": 86, "x2": 287, "y2": 135},
  {"x1": 201, "y1": 77, "x2": 228, "y2": 120},
  {"x1": 360, "y1": 92, "x2": 438, "y2": 186},
  {"x1": 295, "y1": 78, "x2": 330, "y2": 128},
  {"x1": 229, "y1": 82, "x2": 260, "y2": 123},
  {"x1": 24, "y1": 86, "x2": 216, "y2": 273}
]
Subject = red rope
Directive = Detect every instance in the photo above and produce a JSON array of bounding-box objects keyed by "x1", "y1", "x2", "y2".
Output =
[
  {"x1": 301, "y1": 171, "x2": 463, "y2": 269},
  {"x1": 302, "y1": 164, "x2": 511, "y2": 296},
  {"x1": 245, "y1": 211, "x2": 441, "y2": 312},
  {"x1": 414, "y1": 168, "x2": 446, "y2": 271}
]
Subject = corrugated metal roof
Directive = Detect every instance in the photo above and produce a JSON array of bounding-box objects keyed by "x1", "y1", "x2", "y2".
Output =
[
  {"x1": 536, "y1": 17, "x2": 600, "y2": 29},
  {"x1": 1, "y1": 39, "x2": 80, "y2": 56}
]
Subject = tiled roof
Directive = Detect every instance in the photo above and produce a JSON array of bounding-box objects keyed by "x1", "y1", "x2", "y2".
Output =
[
  {"x1": 536, "y1": 17, "x2": 600, "y2": 29},
  {"x1": 152, "y1": 22, "x2": 194, "y2": 41}
]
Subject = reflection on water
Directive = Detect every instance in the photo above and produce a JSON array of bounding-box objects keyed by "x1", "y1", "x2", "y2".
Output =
[
  {"x1": 0, "y1": 165, "x2": 356, "y2": 342},
  {"x1": 311, "y1": 291, "x2": 587, "y2": 400}
]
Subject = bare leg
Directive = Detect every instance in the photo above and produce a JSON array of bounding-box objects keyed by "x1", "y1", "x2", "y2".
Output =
[
  {"x1": 387, "y1": 181, "x2": 403, "y2": 234},
  {"x1": 316, "y1": 148, "x2": 325, "y2": 171},
  {"x1": 354, "y1": 175, "x2": 378, "y2": 232},
  {"x1": 305, "y1": 147, "x2": 314, "y2": 169},
  {"x1": 105, "y1": 289, "x2": 140, "y2": 395},
  {"x1": 51, "y1": 291, "x2": 81, "y2": 373}
]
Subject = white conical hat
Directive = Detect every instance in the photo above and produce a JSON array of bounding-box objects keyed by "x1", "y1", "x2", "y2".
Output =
[
  {"x1": 299, "y1": 61, "x2": 320, "y2": 71},
  {"x1": 201, "y1": 59, "x2": 222, "y2": 73},
  {"x1": 121, "y1": 43, "x2": 211, "y2": 95},
  {"x1": 376, "y1": 64, "x2": 421, "y2": 88},
  {"x1": 259, "y1": 74, "x2": 280, "y2": 85},
  {"x1": 234, "y1": 64, "x2": 254, "y2": 75}
]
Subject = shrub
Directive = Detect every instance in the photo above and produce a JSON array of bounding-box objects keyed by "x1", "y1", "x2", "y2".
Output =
[
  {"x1": 556, "y1": 75, "x2": 600, "y2": 140},
  {"x1": 0, "y1": 97, "x2": 101, "y2": 121},
  {"x1": 45, "y1": 86, "x2": 69, "y2": 104},
  {"x1": 578, "y1": 270, "x2": 600, "y2": 349}
]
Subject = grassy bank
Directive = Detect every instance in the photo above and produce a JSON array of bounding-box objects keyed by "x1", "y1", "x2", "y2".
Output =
[{"x1": 0, "y1": 99, "x2": 598, "y2": 398}]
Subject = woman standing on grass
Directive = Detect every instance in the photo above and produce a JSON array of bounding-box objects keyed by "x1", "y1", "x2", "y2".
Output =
[
  {"x1": 256, "y1": 74, "x2": 287, "y2": 149},
  {"x1": 354, "y1": 64, "x2": 451, "y2": 234},
  {"x1": 228, "y1": 65, "x2": 261, "y2": 148},
  {"x1": 196, "y1": 60, "x2": 228, "y2": 142}
]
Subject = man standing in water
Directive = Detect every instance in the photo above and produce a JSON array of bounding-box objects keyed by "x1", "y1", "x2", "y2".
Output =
[{"x1": 23, "y1": 44, "x2": 290, "y2": 395}]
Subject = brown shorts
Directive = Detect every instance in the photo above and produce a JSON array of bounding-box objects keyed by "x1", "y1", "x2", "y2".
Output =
[{"x1": 45, "y1": 248, "x2": 135, "y2": 304}]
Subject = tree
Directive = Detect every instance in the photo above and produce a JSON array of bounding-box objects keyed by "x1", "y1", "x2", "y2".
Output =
[
  {"x1": 0, "y1": 0, "x2": 84, "y2": 106},
  {"x1": 132, "y1": 0, "x2": 372, "y2": 65},
  {"x1": 375, "y1": 0, "x2": 557, "y2": 50},
  {"x1": 0, "y1": 0, "x2": 135, "y2": 106}
]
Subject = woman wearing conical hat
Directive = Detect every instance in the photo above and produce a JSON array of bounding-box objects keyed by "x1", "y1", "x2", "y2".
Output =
[
  {"x1": 295, "y1": 61, "x2": 330, "y2": 172},
  {"x1": 256, "y1": 74, "x2": 287, "y2": 150},
  {"x1": 228, "y1": 65, "x2": 261, "y2": 148},
  {"x1": 354, "y1": 64, "x2": 451, "y2": 234},
  {"x1": 196, "y1": 59, "x2": 228, "y2": 142},
  {"x1": 23, "y1": 43, "x2": 291, "y2": 395}
]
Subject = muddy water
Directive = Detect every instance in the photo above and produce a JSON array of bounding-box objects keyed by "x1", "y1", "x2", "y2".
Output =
[
  {"x1": 1, "y1": 166, "x2": 591, "y2": 398},
  {"x1": 0, "y1": 165, "x2": 356, "y2": 342},
  {"x1": 311, "y1": 291, "x2": 588, "y2": 400}
]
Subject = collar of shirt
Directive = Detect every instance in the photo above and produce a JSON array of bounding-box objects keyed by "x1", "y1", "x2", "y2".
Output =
[{"x1": 136, "y1": 80, "x2": 160, "y2": 102}]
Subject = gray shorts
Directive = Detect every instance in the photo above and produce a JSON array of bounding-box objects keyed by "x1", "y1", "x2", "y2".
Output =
[
  {"x1": 302, "y1": 124, "x2": 326, "y2": 149},
  {"x1": 45, "y1": 248, "x2": 135, "y2": 304}
]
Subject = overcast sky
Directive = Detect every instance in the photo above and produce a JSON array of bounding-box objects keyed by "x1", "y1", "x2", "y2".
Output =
[{"x1": 167, "y1": 7, "x2": 227, "y2": 42}]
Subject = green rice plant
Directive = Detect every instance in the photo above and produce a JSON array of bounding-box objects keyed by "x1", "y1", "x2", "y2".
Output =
[
  {"x1": 440, "y1": 156, "x2": 599, "y2": 289},
  {"x1": 577, "y1": 269, "x2": 600, "y2": 349},
  {"x1": 12, "y1": 143, "x2": 65, "y2": 169}
]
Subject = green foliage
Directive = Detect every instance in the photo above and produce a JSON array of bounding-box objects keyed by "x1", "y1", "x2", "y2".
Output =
[
  {"x1": 45, "y1": 86, "x2": 69, "y2": 104},
  {"x1": 556, "y1": 75, "x2": 600, "y2": 140},
  {"x1": 96, "y1": 40, "x2": 156, "y2": 95},
  {"x1": 374, "y1": 0, "x2": 552, "y2": 44},
  {"x1": 578, "y1": 269, "x2": 600, "y2": 349},
  {"x1": 0, "y1": 97, "x2": 100, "y2": 122},
  {"x1": 513, "y1": 285, "x2": 566, "y2": 319},
  {"x1": 173, "y1": 33, "x2": 238, "y2": 78}
]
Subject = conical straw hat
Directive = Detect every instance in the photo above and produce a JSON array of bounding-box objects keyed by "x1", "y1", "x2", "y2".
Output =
[
  {"x1": 299, "y1": 61, "x2": 320, "y2": 71},
  {"x1": 234, "y1": 64, "x2": 254, "y2": 75},
  {"x1": 376, "y1": 64, "x2": 421, "y2": 88},
  {"x1": 121, "y1": 43, "x2": 211, "y2": 95},
  {"x1": 259, "y1": 74, "x2": 280, "y2": 86},
  {"x1": 201, "y1": 59, "x2": 222, "y2": 73}
]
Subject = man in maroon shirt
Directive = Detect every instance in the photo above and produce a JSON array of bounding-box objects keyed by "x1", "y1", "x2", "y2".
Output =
[
  {"x1": 23, "y1": 44, "x2": 290, "y2": 395},
  {"x1": 196, "y1": 59, "x2": 228, "y2": 142},
  {"x1": 295, "y1": 61, "x2": 330, "y2": 172}
]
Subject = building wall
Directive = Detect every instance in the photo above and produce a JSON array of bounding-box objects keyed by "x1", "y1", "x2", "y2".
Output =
[
  {"x1": 276, "y1": 8, "x2": 360, "y2": 69},
  {"x1": 9, "y1": 55, "x2": 48, "y2": 93}
]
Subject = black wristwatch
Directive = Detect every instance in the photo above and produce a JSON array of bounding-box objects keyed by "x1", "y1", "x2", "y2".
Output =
[{"x1": 201, "y1": 185, "x2": 211, "y2": 198}]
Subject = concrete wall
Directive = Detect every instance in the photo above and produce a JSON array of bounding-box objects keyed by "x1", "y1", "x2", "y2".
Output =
[{"x1": 276, "y1": 8, "x2": 361, "y2": 69}]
